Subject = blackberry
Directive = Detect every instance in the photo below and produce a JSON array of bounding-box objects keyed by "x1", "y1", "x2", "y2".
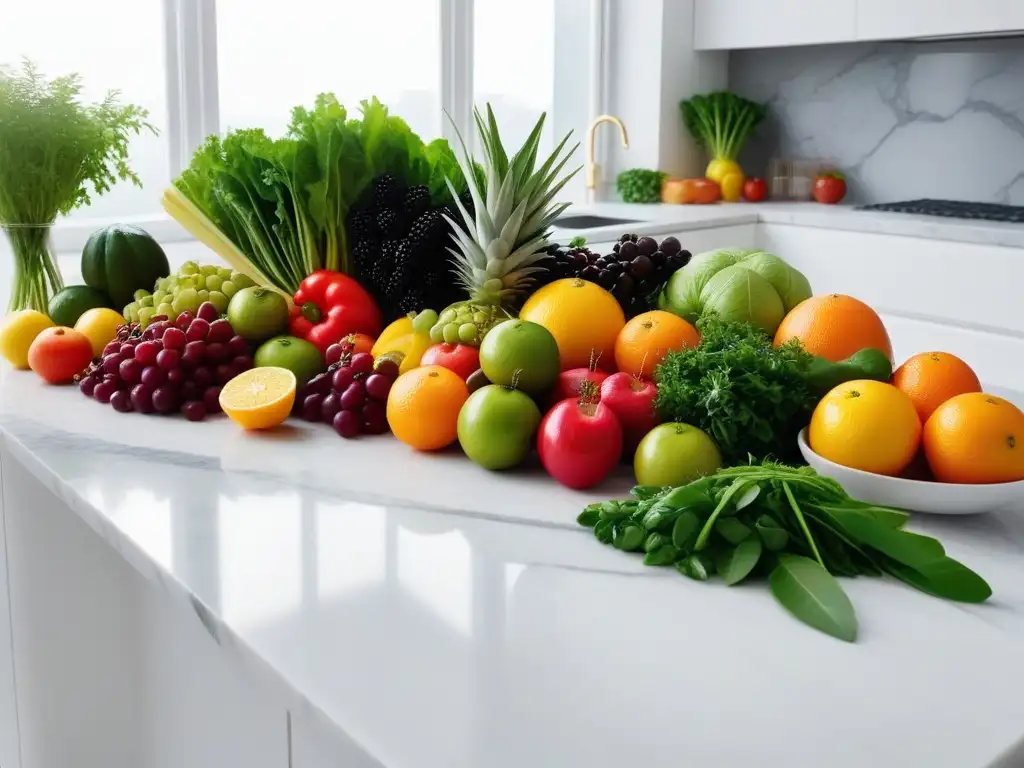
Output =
[
  {"x1": 407, "y1": 208, "x2": 447, "y2": 247},
  {"x1": 349, "y1": 210, "x2": 377, "y2": 243},
  {"x1": 376, "y1": 209, "x2": 403, "y2": 238},
  {"x1": 397, "y1": 288, "x2": 427, "y2": 316},
  {"x1": 373, "y1": 174, "x2": 402, "y2": 207},
  {"x1": 404, "y1": 185, "x2": 430, "y2": 216}
]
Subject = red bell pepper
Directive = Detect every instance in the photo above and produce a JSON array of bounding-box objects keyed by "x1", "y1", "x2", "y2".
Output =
[{"x1": 289, "y1": 270, "x2": 381, "y2": 354}]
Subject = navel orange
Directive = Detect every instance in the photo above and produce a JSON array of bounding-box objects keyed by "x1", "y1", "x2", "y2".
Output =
[
  {"x1": 809, "y1": 379, "x2": 921, "y2": 476},
  {"x1": 386, "y1": 365, "x2": 469, "y2": 451},
  {"x1": 774, "y1": 294, "x2": 892, "y2": 363},
  {"x1": 519, "y1": 278, "x2": 625, "y2": 371},
  {"x1": 923, "y1": 393, "x2": 1024, "y2": 484},
  {"x1": 892, "y1": 351, "x2": 981, "y2": 423},
  {"x1": 614, "y1": 310, "x2": 701, "y2": 379}
]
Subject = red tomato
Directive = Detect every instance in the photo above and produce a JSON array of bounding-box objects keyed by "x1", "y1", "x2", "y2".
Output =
[
  {"x1": 419, "y1": 343, "x2": 480, "y2": 381},
  {"x1": 537, "y1": 399, "x2": 622, "y2": 489},
  {"x1": 599, "y1": 373, "x2": 660, "y2": 456},
  {"x1": 549, "y1": 367, "x2": 609, "y2": 407},
  {"x1": 28, "y1": 327, "x2": 94, "y2": 384},
  {"x1": 813, "y1": 172, "x2": 847, "y2": 204},
  {"x1": 742, "y1": 177, "x2": 767, "y2": 202}
]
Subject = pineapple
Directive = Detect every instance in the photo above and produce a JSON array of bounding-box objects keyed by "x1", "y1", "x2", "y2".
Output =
[{"x1": 431, "y1": 105, "x2": 581, "y2": 344}]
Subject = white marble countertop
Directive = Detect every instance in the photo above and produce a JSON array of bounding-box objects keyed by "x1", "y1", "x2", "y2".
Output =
[
  {"x1": 552, "y1": 201, "x2": 1024, "y2": 249},
  {"x1": 2, "y1": 371, "x2": 1024, "y2": 767}
]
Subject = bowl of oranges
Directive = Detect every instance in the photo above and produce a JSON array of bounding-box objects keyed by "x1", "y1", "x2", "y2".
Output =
[{"x1": 799, "y1": 352, "x2": 1024, "y2": 515}]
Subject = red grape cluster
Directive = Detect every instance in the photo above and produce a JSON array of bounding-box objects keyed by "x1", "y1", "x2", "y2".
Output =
[
  {"x1": 78, "y1": 302, "x2": 253, "y2": 422},
  {"x1": 298, "y1": 351, "x2": 399, "y2": 439}
]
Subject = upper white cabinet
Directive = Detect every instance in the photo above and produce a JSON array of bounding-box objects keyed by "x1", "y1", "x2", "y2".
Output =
[
  {"x1": 857, "y1": 0, "x2": 1024, "y2": 40},
  {"x1": 694, "y1": 0, "x2": 1024, "y2": 50},
  {"x1": 694, "y1": 0, "x2": 857, "y2": 50}
]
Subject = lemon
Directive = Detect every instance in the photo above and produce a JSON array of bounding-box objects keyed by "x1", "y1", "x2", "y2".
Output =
[
  {"x1": 219, "y1": 367, "x2": 296, "y2": 430},
  {"x1": 74, "y1": 308, "x2": 126, "y2": 358},
  {"x1": 0, "y1": 310, "x2": 55, "y2": 369},
  {"x1": 720, "y1": 172, "x2": 745, "y2": 202}
]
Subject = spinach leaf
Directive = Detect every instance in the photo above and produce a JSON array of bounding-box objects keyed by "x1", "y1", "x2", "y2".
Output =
[
  {"x1": 613, "y1": 523, "x2": 645, "y2": 552},
  {"x1": 577, "y1": 505, "x2": 600, "y2": 528},
  {"x1": 829, "y1": 511, "x2": 945, "y2": 569},
  {"x1": 882, "y1": 557, "x2": 992, "y2": 603},
  {"x1": 715, "y1": 517, "x2": 753, "y2": 545},
  {"x1": 594, "y1": 520, "x2": 614, "y2": 545},
  {"x1": 717, "y1": 538, "x2": 763, "y2": 585},
  {"x1": 770, "y1": 554, "x2": 858, "y2": 642},
  {"x1": 661, "y1": 477, "x2": 715, "y2": 509},
  {"x1": 755, "y1": 515, "x2": 790, "y2": 551},
  {"x1": 643, "y1": 532, "x2": 667, "y2": 553},
  {"x1": 644, "y1": 545, "x2": 680, "y2": 567},
  {"x1": 631, "y1": 485, "x2": 669, "y2": 500},
  {"x1": 676, "y1": 552, "x2": 716, "y2": 581},
  {"x1": 672, "y1": 510, "x2": 702, "y2": 551},
  {"x1": 734, "y1": 483, "x2": 762, "y2": 512},
  {"x1": 599, "y1": 501, "x2": 632, "y2": 523}
]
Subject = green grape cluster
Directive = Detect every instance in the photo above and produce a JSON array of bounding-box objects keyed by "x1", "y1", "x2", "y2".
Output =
[
  {"x1": 123, "y1": 261, "x2": 256, "y2": 327},
  {"x1": 428, "y1": 302, "x2": 513, "y2": 347}
]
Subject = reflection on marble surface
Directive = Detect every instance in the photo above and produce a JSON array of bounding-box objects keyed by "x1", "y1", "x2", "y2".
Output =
[
  {"x1": 4, "y1": 372, "x2": 1024, "y2": 766},
  {"x1": 731, "y1": 38, "x2": 1024, "y2": 205}
]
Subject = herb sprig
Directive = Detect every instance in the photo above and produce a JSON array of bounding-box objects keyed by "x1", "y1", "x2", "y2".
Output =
[
  {"x1": 579, "y1": 462, "x2": 992, "y2": 642},
  {"x1": 654, "y1": 316, "x2": 817, "y2": 463},
  {"x1": 616, "y1": 168, "x2": 667, "y2": 204}
]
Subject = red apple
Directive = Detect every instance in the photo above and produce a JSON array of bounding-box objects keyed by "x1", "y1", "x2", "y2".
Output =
[
  {"x1": 600, "y1": 372, "x2": 660, "y2": 456},
  {"x1": 549, "y1": 367, "x2": 609, "y2": 407},
  {"x1": 538, "y1": 399, "x2": 622, "y2": 489},
  {"x1": 419, "y1": 343, "x2": 480, "y2": 380}
]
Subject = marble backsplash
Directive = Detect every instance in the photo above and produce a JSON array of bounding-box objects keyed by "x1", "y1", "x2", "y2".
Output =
[{"x1": 729, "y1": 38, "x2": 1024, "y2": 205}]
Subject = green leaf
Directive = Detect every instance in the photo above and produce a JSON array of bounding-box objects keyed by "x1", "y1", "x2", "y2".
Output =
[
  {"x1": 715, "y1": 517, "x2": 753, "y2": 545},
  {"x1": 631, "y1": 485, "x2": 667, "y2": 500},
  {"x1": 644, "y1": 545, "x2": 680, "y2": 567},
  {"x1": 829, "y1": 511, "x2": 945, "y2": 569},
  {"x1": 883, "y1": 557, "x2": 992, "y2": 603},
  {"x1": 599, "y1": 501, "x2": 632, "y2": 523},
  {"x1": 661, "y1": 477, "x2": 715, "y2": 509},
  {"x1": 577, "y1": 506, "x2": 600, "y2": 527},
  {"x1": 613, "y1": 523, "x2": 645, "y2": 552},
  {"x1": 755, "y1": 515, "x2": 790, "y2": 551},
  {"x1": 672, "y1": 510, "x2": 702, "y2": 551},
  {"x1": 643, "y1": 532, "x2": 667, "y2": 553},
  {"x1": 769, "y1": 554, "x2": 858, "y2": 642},
  {"x1": 676, "y1": 552, "x2": 716, "y2": 581},
  {"x1": 734, "y1": 483, "x2": 761, "y2": 511},
  {"x1": 782, "y1": 482, "x2": 825, "y2": 568},
  {"x1": 594, "y1": 519, "x2": 614, "y2": 545},
  {"x1": 694, "y1": 478, "x2": 753, "y2": 550},
  {"x1": 716, "y1": 538, "x2": 763, "y2": 585}
]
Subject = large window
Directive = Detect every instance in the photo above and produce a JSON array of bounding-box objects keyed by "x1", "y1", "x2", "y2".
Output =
[{"x1": 2, "y1": 0, "x2": 594, "y2": 239}]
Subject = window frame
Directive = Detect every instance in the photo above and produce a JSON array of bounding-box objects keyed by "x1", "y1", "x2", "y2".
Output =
[{"x1": 50, "y1": 0, "x2": 604, "y2": 253}]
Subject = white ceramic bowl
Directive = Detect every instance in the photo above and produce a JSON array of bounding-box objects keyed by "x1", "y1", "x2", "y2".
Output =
[{"x1": 797, "y1": 428, "x2": 1024, "y2": 515}]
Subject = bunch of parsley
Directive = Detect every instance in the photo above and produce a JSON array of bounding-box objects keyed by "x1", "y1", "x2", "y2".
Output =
[{"x1": 654, "y1": 316, "x2": 817, "y2": 464}]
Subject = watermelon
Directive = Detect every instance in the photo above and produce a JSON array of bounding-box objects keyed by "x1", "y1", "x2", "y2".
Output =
[{"x1": 82, "y1": 224, "x2": 170, "y2": 310}]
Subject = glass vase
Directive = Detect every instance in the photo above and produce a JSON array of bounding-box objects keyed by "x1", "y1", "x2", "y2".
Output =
[{"x1": 3, "y1": 224, "x2": 63, "y2": 313}]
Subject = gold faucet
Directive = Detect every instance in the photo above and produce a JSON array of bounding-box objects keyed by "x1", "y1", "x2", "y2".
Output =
[{"x1": 586, "y1": 115, "x2": 629, "y2": 202}]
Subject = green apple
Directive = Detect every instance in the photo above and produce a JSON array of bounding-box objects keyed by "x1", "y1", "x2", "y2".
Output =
[
  {"x1": 458, "y1": 385, "x2": 542, "y2": 470},
  {"x1": 634, "y1": 422, "x2": 722, "y2": 486}
]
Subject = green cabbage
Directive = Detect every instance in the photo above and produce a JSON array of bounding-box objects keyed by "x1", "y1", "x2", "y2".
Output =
[{"x1": 659, "y1": 248, "x2": 811, "y2": 335}]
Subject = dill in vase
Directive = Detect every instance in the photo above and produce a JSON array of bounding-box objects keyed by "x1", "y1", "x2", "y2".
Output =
[{"x1": 0, "y1": 60, "x2": 154, "y2": 312}]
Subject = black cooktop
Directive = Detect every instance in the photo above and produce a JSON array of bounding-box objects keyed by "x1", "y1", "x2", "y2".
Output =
[{"x1": 858, "y1": 199, "x2": 1024, "y2": 223}]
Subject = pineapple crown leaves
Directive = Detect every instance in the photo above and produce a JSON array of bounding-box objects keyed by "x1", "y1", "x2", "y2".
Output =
[{"x1": 441, "y1": 104, "x2": 581, "y2": 301}]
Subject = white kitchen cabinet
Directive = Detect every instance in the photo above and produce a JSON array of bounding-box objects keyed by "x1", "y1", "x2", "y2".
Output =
[
  {"x1": 857, "y1": 0, "x2": 1024, "y2": 41},
  {"x1": 693, "y1": 0, "x2": 858, "y2": 50}
]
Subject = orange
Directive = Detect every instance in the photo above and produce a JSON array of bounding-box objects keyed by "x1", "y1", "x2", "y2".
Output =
[
  {"x1": 219, "y1": 367, "x2": 296, "y2": 430},
  {"x1": 386, "y1": 365, "x2": 469, "y2": 451},
  {"x1": 774, "y1": 294, "x2": 892, "y2": 363},
  {"x1": 809, "y1": 379, "x2": 921, "y2": 476},
  {"x1": 892, "y1": 351, "x2": 981, "y2": 423},
  {"x1": 343, "y1": 332, "x2": 375, "y2": 356},
  {"x1": 614, "y1": 310, "x2": 700, "y2": 379},
  {"x1": 923, "y1": 393, "x2": 1024, "y2": 484},
  {"x1": 519, "y1": 278, "x2": 625, "y2": 371}
]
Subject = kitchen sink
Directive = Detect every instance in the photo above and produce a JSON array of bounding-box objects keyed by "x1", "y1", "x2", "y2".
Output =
[{"x1": 553, "y1": 214, "x2": 641, "y2": 229}]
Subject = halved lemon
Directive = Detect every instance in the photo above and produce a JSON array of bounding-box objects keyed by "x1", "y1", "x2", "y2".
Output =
[{"x1": 219, "y1": 367, "x2": 296, "y2": 430}]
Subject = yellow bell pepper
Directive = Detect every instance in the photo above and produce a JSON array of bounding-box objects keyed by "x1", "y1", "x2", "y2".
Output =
[
  {"x1": 720, "y1": 172, "x2": 745, "y2": 202},
  {"x1": 371, "y1": 316, "x2": 433, "y2": 374},
  {"x1": 705, "y1": 158, "x2": 743, "y2": 185}
]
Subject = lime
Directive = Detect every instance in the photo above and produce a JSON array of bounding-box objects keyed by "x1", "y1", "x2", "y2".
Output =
[
  {"x1": 227, "y1": 286, "x2": 290, "y2": 342},
  {"x1": 47, "y1": 285, "x2": 114, "y2": 328},
  {"x1": 478, "y1": 319, "x2": 560, "y2": 395},
  {"x1": 254, "y1": 335, "x2": 325, "y2": 386},
  {"x1": 634, "y1": 423, "x2": 722, "y2": 486}
]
